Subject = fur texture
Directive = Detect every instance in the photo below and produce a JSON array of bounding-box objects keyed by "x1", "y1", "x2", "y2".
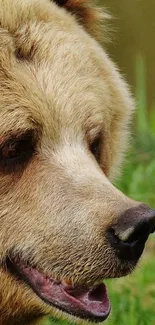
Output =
[{"x1": 0, "y1": 1, "x2": 145, "y2": 325}]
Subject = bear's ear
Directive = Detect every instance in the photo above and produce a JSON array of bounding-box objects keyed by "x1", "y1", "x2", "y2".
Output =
[{"x1": 52, "y1": 0, "x2": 110, "y2": 42}]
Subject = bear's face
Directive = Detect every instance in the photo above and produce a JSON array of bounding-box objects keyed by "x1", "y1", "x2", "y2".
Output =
[{"x1": 0, "y1": 1, "x2": 154, "y2": 325}]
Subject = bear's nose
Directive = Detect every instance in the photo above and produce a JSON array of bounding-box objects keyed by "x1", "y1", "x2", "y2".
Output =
[{"x1": 107, "y1": 204, "x2": 155, "y2": 261}]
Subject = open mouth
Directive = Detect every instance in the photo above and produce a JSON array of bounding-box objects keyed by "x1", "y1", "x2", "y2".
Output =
[{"x1": 6, "y1": 257, "x2": 111, "y2": 322}]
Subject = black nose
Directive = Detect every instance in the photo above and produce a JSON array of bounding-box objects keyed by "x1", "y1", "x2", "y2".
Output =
[{"x1": 107, "y1": 204, "x2": 155, "y2": 261}]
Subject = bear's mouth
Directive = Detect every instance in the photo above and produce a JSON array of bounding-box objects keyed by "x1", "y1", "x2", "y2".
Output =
[{"x1": 6, "y1": 257, "x2": 111, "y2": 322}]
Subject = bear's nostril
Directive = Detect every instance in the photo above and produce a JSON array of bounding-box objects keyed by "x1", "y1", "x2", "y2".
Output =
[
  {"x1": 117, "y1": 222, "x2": 149, "y2": 244},
  {"x1": 115, "y1": 226, "x2": 135, "y2": 242},
  {"x1": 107, "y1": 226, "x2": 146, "y2": 261}
]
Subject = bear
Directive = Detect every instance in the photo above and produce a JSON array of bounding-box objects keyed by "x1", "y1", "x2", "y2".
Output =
[{"x1": 0, "y1": 1, "x2": 154, "y2": 324}]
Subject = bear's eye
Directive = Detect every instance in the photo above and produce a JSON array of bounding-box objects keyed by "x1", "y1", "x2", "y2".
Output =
[
  {"x1": 0, "y1": 131, "x2": 36, "y2": 172},
  {"x1": 90, "y1": 135, "x2": 101, "y2": 161}
]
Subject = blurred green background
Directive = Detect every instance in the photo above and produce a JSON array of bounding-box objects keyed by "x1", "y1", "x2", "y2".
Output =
[{"x1": 43, "y1": 1, "x2": 155, "y2": 325}]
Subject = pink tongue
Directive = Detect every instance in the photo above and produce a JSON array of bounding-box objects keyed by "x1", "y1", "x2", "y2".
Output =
[
  {"x1": 14, "y1": 260, "x2": 111, "y2": 320},
  {"x1": 64, "y1": 283, "x2": 110, "y2": 315}
]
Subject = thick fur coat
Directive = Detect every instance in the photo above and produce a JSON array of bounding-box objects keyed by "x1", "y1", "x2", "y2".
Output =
[{"x1": 0, "y1": 1, "x2": 152, "y2": 325}]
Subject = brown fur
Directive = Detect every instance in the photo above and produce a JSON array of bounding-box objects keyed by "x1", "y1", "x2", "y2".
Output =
[
  {"x1": 0, "y1": 1, "x2": 145, "y2": 325},
  {"x1": 53, "y1": 0, "x2": 110, "y2": 40}
]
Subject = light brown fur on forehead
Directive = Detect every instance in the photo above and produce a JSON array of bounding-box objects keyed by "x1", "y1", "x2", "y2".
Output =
[
  {"x1": 0, "y1": 0, "x2": 108, "y2": 66},
  {"x1": 0, "y1": 0, "x2": 109, "y2": 133},
  {"x1": 0, "y1": 0, "x2": 108, "y2": 40},
  {"x1": 0, "y1": 65, "x2": 43, "y2": 137},
  {"x1": 52, "y1": 0, "x2": 109, "y2": 40},
  {"x1": 0, "y1": 0, "x2": 133, "y2": 180}
]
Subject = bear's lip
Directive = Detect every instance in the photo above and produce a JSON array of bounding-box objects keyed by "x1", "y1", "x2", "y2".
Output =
[{"x1": 7, "y1": 257, "x2": 111, "y2": 322}]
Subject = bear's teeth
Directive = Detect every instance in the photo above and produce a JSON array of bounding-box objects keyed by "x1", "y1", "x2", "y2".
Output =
[{"x1": 62, "y1": 279, "x2": 72, "y2": 288}]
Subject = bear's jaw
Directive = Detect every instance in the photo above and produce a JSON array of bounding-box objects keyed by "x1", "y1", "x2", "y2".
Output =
[{"x1": 6, "y1": 256, "x2": 111, "y2": 323}]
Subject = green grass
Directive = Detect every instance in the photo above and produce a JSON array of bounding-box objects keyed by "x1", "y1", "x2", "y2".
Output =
[
  {"x1": 116, "y1": 55, "x2": 155, "y2": 207},
  {"x1": 42, "y1": 55, "x2": 155, "y2": 325},
  {"x1": 116, "y1": 132, "x2": 155, "y2": 207}
]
